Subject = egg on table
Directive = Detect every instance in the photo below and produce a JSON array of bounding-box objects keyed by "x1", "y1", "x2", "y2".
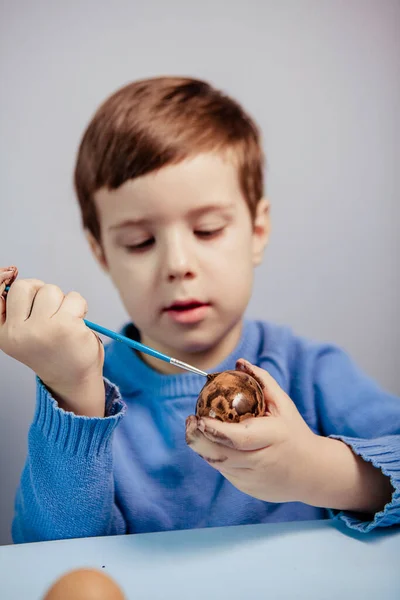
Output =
[{"x1": 43, "y1": 568, "x2": 125, "y2": 600}]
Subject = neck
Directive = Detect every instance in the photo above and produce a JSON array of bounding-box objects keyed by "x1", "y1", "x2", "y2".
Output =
[{"x1": 139, "y1": 320, "x2": 243, "y2": 375}]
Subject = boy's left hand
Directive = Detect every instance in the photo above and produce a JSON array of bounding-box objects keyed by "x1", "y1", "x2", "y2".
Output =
[{"x1": 186, "y1": 359, "x2": 320, "y2": 504}]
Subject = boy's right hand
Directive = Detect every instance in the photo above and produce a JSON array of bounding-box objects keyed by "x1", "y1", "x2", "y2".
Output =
[{"x1": 0, "y1": 268, "x2": 106, "y2": 417}]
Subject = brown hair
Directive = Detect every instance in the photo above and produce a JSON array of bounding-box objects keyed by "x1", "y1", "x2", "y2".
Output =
[{"x1": 74, "y1": 76, "x2": 265, "y2": 242}]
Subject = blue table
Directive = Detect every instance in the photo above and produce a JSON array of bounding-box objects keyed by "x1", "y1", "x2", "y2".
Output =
[{"x1": 0, "y1": 520, "x2": 399, "y2": 599}]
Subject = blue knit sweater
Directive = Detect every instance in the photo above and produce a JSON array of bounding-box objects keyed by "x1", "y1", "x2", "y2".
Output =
[{"x1": 12, "y1": 320, "x2": 400, "y2": 543}]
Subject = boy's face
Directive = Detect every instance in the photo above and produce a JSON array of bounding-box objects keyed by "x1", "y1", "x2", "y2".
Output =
[{"x1": 90, "y1": 153, "x2": 269, "y2": 371}]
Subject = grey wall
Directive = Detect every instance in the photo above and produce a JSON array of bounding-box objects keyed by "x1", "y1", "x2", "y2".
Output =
[{"x1": 0, "y1": 0, "x2": 399, "y2": 545}]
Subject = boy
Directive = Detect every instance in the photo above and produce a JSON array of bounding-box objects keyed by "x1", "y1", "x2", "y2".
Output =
[{"x1": 0, "y1": 77, "x2": 399, "y2": 544}]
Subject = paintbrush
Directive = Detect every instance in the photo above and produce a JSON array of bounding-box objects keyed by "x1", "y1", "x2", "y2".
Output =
[{"x1": 4, "y1": 285, "x2": 208, "y2": 377}]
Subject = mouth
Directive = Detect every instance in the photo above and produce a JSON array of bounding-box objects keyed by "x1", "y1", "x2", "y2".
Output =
[
  {"x1": 163, "y1": 299, "x2": 211, "y2": 324},
  {"x1": 164, "y1": 299, "x2": 209, "y2": 312}
]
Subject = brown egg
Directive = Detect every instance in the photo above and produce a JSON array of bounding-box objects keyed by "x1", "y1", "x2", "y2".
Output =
[
  {"x1": 195, "y1": 370, "x2": 265, "y2": 423},
  {"x1": 43, "y1": 568, "x2": 125, "y2": 600}
]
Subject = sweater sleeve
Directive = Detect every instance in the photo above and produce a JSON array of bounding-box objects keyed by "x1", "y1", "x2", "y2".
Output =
[
  {"x1": 313, "y1": 347, "x2": 400, "y2": 532},
  {"x1": 12, "y1": 377, "x2": 127, "y2": 544}
]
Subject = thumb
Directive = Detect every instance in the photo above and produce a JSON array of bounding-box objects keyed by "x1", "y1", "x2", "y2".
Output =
[{"x1": 235, "y1": 358, "x2": 291, "y2": 416}]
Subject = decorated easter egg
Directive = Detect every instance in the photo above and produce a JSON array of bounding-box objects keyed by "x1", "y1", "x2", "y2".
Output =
[{"x1": 195, "y1": 370, "x2": 265, "y2": 423}]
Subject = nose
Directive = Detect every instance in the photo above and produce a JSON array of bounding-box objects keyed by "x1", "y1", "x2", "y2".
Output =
[{"x1": 162, "y1": 230, "x2": 196, "y2": 282}]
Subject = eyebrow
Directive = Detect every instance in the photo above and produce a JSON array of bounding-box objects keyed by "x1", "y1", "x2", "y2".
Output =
[
  {"x1": 108, "y1": 203, "x2": 235, "y2": 232},
  {"x1": 189, "y1": 203, "x2": 235, "y2": 217},
  {"x1": 108, "y1": 218, "x2": 150, "y2": 232}
]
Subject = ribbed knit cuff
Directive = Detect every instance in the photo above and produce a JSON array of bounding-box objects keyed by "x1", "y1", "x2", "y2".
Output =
[
  {"x1": 33, "y1": 377, "x2": 126, "y2": 457},
  {"x1": 328, "y1": 435, "x2": 400, "y2": 532}
]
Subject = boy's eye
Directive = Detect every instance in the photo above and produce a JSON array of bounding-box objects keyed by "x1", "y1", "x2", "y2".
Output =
[
  {"x1": 195, "y1": 227, "x2": 224, "y2": 239},
  {"x1": 125, "y1": 238, "x2": 155, "y2": 251}
]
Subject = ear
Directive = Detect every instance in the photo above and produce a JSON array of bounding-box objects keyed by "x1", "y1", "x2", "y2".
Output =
[
  {"x1": 85, "y1": 230, "x2": 109, "y2": 273},
  {"x1": 252, "y1": 198, "x2": 270, "y2": 266}
]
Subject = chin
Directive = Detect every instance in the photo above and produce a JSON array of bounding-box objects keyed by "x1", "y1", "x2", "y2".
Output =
[
  {"x1": 173, "y1": 338, "x2": 216, "y2": 356},
  {"x1": 157, "y1": 326, "x2": 211, "y2": 351},
  {"x1": 165, "y1": 326, "x2": 232, "y2": 357}
]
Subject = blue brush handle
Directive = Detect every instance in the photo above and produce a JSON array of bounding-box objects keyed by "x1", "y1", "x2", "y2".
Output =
[{"x1": 84, "y1": 319, "x2": 173, "y2": 363}]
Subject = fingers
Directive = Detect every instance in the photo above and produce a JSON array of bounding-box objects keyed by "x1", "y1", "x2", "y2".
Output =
[
  {"x1": 57, "y1": 291, "x2": 88, "y2": 319},
  {"x1": 29, "y1": 284, "x2": 65, "y2": 319},
  {"x1": 186, "y1": 416, "x2": 258, "y2": 468},
  {"x1": 2, "y1": 279, "x2": 89, "y2": 326},
  {"x1": 4, "y1": 279, "x2": 45, "y2": 322},
  {"x1": 0, "y1": 266, "x2": 18, "y2": 296},
  {"x1": 199, "y1": 415, "x2": 278, "y2": 451},
  {"x1": 186, "y1": 415, "x2": 269, "y2": 471}
]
